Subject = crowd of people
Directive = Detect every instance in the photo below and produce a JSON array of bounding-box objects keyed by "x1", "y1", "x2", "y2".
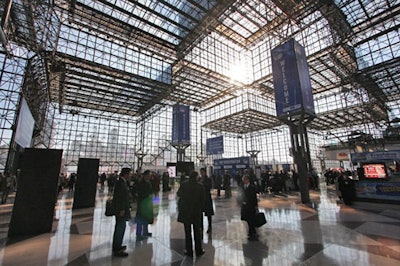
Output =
[
  {"x1": 109, "y1": 166, "x2": 363, "y2": 261},
  {"x1": 210, "y1": 168, "x2": 323, "y2": 197},
  {"x1": 324, "y1": 168, "x2": 357, "y2": 205},
  {"x1": 104, "y1": 167, "x2": 268, "y2": 258},
  {"x1": 42, "y1": 166, "x2": 359, "y2": 258}
]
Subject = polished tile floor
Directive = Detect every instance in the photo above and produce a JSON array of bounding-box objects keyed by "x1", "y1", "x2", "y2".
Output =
[{"x1": 0, "y1": 180, "x2": 400, "y2": 266}]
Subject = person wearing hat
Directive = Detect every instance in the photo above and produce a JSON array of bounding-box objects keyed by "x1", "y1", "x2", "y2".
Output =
[{"x1": 112, "y1": 168, "x2": 131, "y2": 257}]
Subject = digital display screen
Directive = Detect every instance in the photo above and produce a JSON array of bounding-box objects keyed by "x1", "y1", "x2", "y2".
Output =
[
  {"x1": 363, "y1": 164, "x2": 387, "y2": 179},
  {"x1": 167, "y1": 166, "x2": 176, "y2": 178}
]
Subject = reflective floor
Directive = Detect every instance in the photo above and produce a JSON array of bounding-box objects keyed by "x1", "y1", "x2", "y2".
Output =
[{"x1": 0, "y1": 181, "x2": 400, "y2": 266}]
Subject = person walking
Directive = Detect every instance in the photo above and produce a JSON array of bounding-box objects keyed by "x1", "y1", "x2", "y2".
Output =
[
  {"x1": 112, "y1": 168, "x2": 131, "y2": 257},
  {"x1": 108, "y1": 171, "x2": 118, "y2": 194},
  {"x1": 100, "y1": 172, "x2": 106, "y2": 191},
  {"x1": 200, "y1": 168, "x2": 214, "y2": 234},
  {"x1": 177, "y1": 171, "x2": 205, "y2": 257},
  {"x1": 240, "y1": 175, "x2": 258, "y2": 241},
  {"x1": 135, "y1": 170, "x2": 154, "y2": 241},
  {"x1": 68, "y1": 173, "x2": 76, "y2": 192},
  {"x1": 223, "y1": 170, "x2": 232, "y2": 198},
  {"x1": 1, "y1": 173, "x2": 11, "y2": 204},
  {"x1": 216, "y1": 173, "x2": 222, "y2": 198}
]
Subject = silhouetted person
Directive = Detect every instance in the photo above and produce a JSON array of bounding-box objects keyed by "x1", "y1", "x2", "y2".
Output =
[
  {"x1": 68, "y1": 173, "x2": 76, "y2": 192},
  {"x1": 162, "y1": 171, "x2": 171, "y2": 192},
  {"x1": 108, "y1": 171, "x2": 118, "y2": 194},
  {"x1": 240, "y1": 175, "x2": 258, "y2": 241},
  {"x1": 177, "y1": 171, "x2": 205, "y2": 257},
  {"x1": 338, "y1": 173, "x2": 356, "y2": 205},
  {"x1": 200, "y1": 168, "x2": 214, "y2": 234},
  {"x1": 112, "y1": 168, "x2": 131, "y2": 257},
  {"x1": 216, "y1": 173, "x2": 222, "y2": 197},
  {"x1": 0, "y1": 173, "x2": 11, "y2": 204},
  {"x1": 223, "y1": 170, "x2": 232, "y2": 198},
  {"x1": 136, "y1": 170, "x2": 154, "y2": 241},
  {"x1": 100, "y1": 172, "x2": 106, "y2": 191}
]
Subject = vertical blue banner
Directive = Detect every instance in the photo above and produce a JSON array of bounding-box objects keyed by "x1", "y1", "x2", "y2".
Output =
[
  {"x1": 271, "y1": 38, "x2": 315, "y2": 117},
  {"x1": 172, "y1": 104, "x2": 190, "y2": 145},
  {"x1": 294, "y1": 41, "x2": 315, "y2": 115}
]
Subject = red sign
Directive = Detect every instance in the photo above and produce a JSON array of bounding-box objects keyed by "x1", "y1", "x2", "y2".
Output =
[{"x1": 363, "y1": 164, "x2": 387, "y2": 179}]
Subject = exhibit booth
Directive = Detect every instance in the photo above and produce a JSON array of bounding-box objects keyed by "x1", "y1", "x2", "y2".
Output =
[{"x1": 351, "y1": 151, "x2": 400, "y2": 202}]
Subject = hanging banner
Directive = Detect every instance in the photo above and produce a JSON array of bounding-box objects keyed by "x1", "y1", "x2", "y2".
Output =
[
  {"x1": 206, "y1": 136, "x2": 224, "y2": 155},
  {"x1": 351, "y1": 150, "x2": 400, "y2": 163},
  {"x1": 271, "y1": 38, "x2": 315, "y2": 118},
  {"x1": 213, "y1": 157, "x2": 250, "y2": 169},
  {"x1": 171, "y1": 104, "x2": 190, "y2": 145}
]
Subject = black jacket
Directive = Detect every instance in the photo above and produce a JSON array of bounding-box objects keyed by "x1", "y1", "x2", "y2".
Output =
[
  {"x1": 112, "y1": 177, "x2": 131, "y2": 220},
  {"x1": 177, "y1": 179, "x2": 205, "y2": 224},
  {"x1": 202, "y1": 175, "x2": 214, "y2": 216},
  {"x1": 240, "y1": 183, "x2": 258, "y2": 221}
]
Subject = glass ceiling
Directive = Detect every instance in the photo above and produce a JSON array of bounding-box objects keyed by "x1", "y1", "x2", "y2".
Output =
[{"x1": 3, "y1": 0, "x2": 400, "y2": 134}]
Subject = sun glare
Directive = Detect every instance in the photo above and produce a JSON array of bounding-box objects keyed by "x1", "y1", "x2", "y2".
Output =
[{"x1": 228, "y1": 61, "x2": 248, "y2": 83}]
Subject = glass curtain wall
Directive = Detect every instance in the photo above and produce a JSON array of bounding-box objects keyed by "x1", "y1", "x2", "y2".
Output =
[
  {"x1": 51, "y1": 110, "x2": 137, "y2": 174},
  {"x1": 0, "y1": 52, "x2": 27, "y2": 173}
]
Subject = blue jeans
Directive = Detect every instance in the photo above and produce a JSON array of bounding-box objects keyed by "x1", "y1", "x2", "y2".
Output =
[
  {"x1": 112, "y1": 216, "x2": 126, "y2": 252},
  {"x1": 136, "y1": 216, "x2": 149, "y2": 236}
]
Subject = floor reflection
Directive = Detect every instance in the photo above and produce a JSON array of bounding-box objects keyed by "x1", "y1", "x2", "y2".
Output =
[{"x1": 0, "y1": 182, "x2": 399, "y2": 265}]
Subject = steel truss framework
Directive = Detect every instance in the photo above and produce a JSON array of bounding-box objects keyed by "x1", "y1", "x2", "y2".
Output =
[{"x1": 0, "y1": 0, "x2": 399, "y2": 172}]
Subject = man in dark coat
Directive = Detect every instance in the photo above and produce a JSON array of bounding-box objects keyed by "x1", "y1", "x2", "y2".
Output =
[
  {"x1": 240, "y1": 175, "x2": 258, "y2": 241},
  {"x1": 112, "y1": 168, "x2": 131, "y2": 257},
  {"x1": 200, "y1": 168, "x2": 214, "y2": 234},
  {"x1": 177, "y1": 171, "x2": 205, "y2": 257}
]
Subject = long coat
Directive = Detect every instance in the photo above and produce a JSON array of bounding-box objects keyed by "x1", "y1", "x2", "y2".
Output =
[
  {"x1": 177, "y1": 179, "x2": 205, "y2": 224},
  {"x1": 136, "y1": 178, "x2": 154, "y2": 223},
  {"x1": 240, "y1": 183, "x2": 258, "y2": 221},
  {"x1": 202, "y1": 176, "x2": 214, "y2": 216},
  {"x1": 112, "y1": 177, "x2": 131, "y2": 220}
]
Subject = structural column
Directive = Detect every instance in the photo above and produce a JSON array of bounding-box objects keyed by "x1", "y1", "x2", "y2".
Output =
[{"x1": 289, "y1": 123, "x2": 311, "y2": 204}]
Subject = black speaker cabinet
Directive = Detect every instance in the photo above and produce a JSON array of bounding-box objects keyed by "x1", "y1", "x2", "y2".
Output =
[
  {"x1": 8, "y1": 148, "x2": 63, "y2": 237},
  {"x1": 72, "y1": 158, "x2": 100, "y2": 209}
]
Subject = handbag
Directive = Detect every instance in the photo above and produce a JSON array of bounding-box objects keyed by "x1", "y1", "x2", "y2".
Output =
[
  {"x1": 105, "y1": 188, "x2": 115, "y2": 217},
  {"x1": 255, "y1": 212, "x2": 267, "y2": 227},
  {"x1": 105, "y1": 198, "x2": 115, "y2": 216}
]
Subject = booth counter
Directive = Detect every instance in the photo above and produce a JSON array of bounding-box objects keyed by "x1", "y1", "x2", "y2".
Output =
[{"x1": 351, "y1": 151, "x2": 400, "y2": 203}]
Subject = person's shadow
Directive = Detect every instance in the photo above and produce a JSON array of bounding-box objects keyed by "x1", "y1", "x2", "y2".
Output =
[
  {"x1": 193, "y1": 235, "x2": 216, "y2": 264},
  {"x1": 242, "y1": 239, "x2": 269, "y2": 266}
]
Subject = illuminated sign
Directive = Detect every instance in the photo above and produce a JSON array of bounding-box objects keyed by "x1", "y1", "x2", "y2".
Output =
[{"x1": 363, "y1": 164, "x2": 387, "y2": 179}]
